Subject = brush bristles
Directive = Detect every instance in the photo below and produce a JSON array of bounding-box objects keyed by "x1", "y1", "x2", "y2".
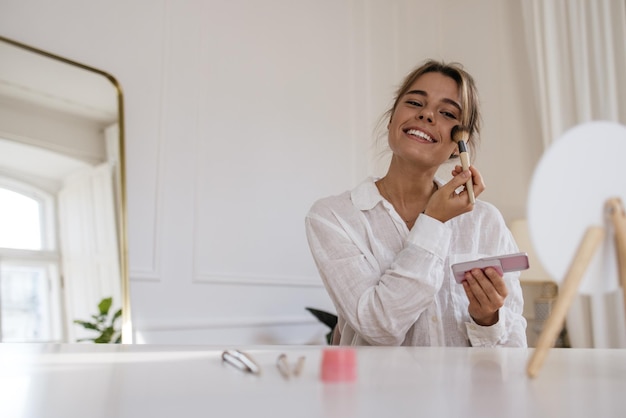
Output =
[{"x1": 451, "y1": 125, "x2": 470, "y2": 143}]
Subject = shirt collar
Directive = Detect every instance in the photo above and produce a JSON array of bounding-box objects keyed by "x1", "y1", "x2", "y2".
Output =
[{"x1": 351, "y1": 177, "x2": 383, "y2": 211}]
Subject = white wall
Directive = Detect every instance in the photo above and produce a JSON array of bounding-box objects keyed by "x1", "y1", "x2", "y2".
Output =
[{"x1": 0, "y1": 0, "x2": 541, "y2": 344}]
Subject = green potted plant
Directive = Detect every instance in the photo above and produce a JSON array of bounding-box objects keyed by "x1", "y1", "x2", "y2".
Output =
[{"x1": 73, "y1": 296, "x2": 122, "y2": 343}]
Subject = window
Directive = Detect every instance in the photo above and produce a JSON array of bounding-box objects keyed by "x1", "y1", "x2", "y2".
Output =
[
  {"x1": 0, "y1": 188, "x2": 42, "y2": 250},
  {"x1": 0, "y1": 179, "x2": 63, "y2": 342}
]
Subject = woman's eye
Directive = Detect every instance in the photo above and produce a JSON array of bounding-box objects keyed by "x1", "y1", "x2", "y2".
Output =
[
  {"x1": 406, "y1": 100, "x2": 422, "y2": 107},
  {"x1": 441, "y1": 111, "x2": 457, "y2": 119}
]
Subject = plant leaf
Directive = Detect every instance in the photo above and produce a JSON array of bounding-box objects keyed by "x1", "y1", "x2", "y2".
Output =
[
  {"x1": 73, "y1": 297, "x2": 122, "y2": 343},
  {"x1": 95, "y1": 327, "x2": 115, "y2": 343},
  {"x1": 305, "y1": 307, "x2": 338, "y2": 329},
  {"x1": 73, "y1": 320, "x2": 100, "y2": 331},
  {"x1": 111, "y1": 308, "x2": 122, "y2": 323},
  {"x1": 98, "y1": 297, "x2": 113, "y2": 316}
]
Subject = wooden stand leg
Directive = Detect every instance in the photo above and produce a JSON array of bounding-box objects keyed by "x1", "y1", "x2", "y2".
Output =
[
  {"x1": 606, "y1": 198, "x2": 626, "y2": 322},
  {"x1": 526, "y1": 226, "x2": 604, "y2": 378}
]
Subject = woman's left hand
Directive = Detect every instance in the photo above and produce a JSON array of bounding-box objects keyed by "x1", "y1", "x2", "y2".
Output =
[{"x1": 461, "y1": 267, "x2": 508, "y2": 326}]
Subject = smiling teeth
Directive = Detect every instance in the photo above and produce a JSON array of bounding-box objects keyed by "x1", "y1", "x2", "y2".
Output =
[{"x1": 407, "y1": 129, "x2": 434, "y2": 142}]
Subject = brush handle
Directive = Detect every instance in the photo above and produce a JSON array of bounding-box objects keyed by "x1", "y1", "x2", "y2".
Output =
[{"x1": 459, "y1": 151, "x2": 475, "y2": 203}]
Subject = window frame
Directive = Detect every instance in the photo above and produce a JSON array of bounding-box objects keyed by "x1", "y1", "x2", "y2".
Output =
[{"x1": 0, "y1": 176, "x2": 64, "y2": 342}]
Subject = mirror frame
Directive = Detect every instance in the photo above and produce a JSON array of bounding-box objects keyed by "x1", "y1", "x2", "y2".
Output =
[{"x1": 0, "y1": 35, "x2": 132, "y2": 343}]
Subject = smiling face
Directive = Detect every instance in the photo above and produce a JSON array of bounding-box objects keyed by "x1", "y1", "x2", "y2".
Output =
[{"x1": 387, "y1": 71, "x2": 462, "y2": 169}]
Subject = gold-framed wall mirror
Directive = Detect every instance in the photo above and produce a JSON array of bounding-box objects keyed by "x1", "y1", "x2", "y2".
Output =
[{"x1": 0, "y1": 36, "x2": 131, "y2": 343}]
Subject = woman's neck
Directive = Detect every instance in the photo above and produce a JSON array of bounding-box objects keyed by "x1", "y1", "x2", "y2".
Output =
[{"x1": 376, "y1": 172, "x2": 438, "y2": 228}]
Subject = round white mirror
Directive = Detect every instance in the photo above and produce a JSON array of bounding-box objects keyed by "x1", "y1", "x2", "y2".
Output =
[{"x1": 527, "y1": 121, "x2": 626, "y2": 294}]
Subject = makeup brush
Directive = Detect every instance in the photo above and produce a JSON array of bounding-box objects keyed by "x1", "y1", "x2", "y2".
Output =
[{"x1": 451, "y1": 125, "x2": 475, "y2": 204}]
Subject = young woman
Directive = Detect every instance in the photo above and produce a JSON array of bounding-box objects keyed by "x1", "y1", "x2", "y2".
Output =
[{"x1": 305, "y1": 60, "x2": 527, "y2": 347}]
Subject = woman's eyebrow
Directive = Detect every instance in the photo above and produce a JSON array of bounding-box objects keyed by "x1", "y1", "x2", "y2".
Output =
[{"x1": 405, "y1": 89, "x2": 462, "y2": 112}]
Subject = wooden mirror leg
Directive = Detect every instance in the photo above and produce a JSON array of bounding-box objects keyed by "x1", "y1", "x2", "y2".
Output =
[
  {"x1": 606, "y1": 198, "x2": 626, "y2": 321},
  {"x1": 527, "y1": 226, "x2": 605, "y2": 378}
]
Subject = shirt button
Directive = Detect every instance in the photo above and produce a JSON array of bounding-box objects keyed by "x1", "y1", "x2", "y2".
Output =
[{"x1": 431, "y1": 316, "x2": 438, "y2": 323}]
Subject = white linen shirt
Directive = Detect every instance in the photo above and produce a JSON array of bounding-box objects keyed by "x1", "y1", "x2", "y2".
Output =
[{"x1": 305, "y1": 177, "x2": 527, "y2": 347}]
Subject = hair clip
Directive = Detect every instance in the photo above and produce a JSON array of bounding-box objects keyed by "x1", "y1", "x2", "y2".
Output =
[
  {"x1": 276, "y1": 353, "x2": 306, "y2": 380},
  {"x1": 222, "y1": 350, "x2": 261, "y2": 375}
]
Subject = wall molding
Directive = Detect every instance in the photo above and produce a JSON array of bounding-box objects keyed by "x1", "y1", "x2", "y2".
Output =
[
  {"x1": 129, "y1": 271, "x2": 161, "y2": 282},
  {"x1": 135, "y1": 314, "x2": 319, "y2": 332},
  {"x1": 193, "y1": 272, "x2": 323, "y2": 288}
]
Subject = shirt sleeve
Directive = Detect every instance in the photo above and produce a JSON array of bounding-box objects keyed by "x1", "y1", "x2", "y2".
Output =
[
  {"x1": 465, "y1": 293, "x2": 528, "y2": 347},
  {"x1": 463, "y1": 210, "x2": 528, "y2": 348},
  {"x1": 305, "y1": 200, "x2": 451, "y2": 346}
]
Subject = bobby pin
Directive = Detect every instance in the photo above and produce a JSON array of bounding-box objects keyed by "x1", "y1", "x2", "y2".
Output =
[
  {"x1": 276, "y1": 353, "x2": 306, "y2": 379},
  {"x1": 222, "y1": 350, "x2": 261, "y2": 375}
]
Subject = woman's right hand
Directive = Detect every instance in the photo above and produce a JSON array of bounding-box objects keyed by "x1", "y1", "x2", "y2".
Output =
[{"x1": 423, "y1": 165, "x2": 485, "y2": 223}]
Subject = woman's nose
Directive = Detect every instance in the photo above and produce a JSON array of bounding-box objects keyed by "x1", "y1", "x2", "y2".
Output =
[{"x1": 418, "y1": 109, "x2": 434, "y2": 123}]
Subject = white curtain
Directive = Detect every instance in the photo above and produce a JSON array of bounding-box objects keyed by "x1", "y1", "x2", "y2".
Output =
[
  {"x1": 521, "y1": 0, "x2": 626, "y2": 347},
  {"x1": 522, "y1": 0, "x2": 626, "y2": 148}
]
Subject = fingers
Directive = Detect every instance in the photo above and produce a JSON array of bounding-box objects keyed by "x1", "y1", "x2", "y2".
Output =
[
  {"x1": 465, "y1": 268, "x2": 507, "y2": 304},
  {"x1": 450, "y1": 165, "x2": 485, "y2": 199},
  {"x1": 483, "y1": 267, "x2": 508, "y2": 296},
  {"x1": 448, "y1": 167, "x2": 472, "y2": 190},
  {"x1": 468, "y1": 165, "x2": 485, "y2": 195},
  {"x1": 426, "y1": 164, "x2": 485, "y2": 222},
  {"x1": 462, "y1": 267, "x2": 507, "y2": 325},
  {"x1": 426, "y1": 169, "x2": 476, "y2": 222},
  {"x1": 462, "y1": 279, "x2": 480, "y2": 305}
]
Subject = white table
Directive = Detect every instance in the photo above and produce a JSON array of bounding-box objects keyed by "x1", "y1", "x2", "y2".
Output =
[{"x1": 0, "y1": 344, "x2": 624, "y2": 418}]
